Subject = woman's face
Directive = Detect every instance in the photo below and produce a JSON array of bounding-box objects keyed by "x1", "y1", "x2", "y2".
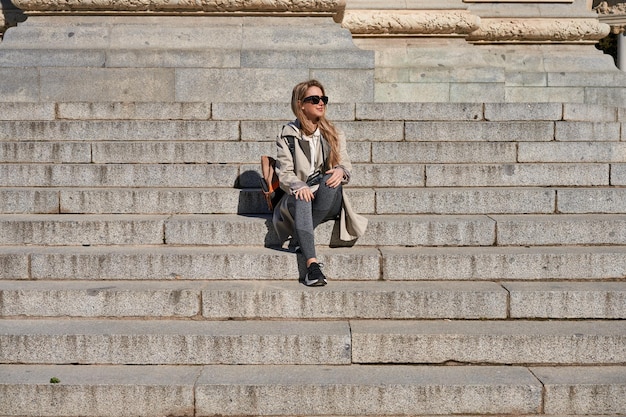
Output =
[{"x1": 300, "y1": 86, "x2": 326, "y2": 124}]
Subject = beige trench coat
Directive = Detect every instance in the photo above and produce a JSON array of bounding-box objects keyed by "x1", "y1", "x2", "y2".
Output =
[{"x1": 273, "y1": 120, "x2": 368, "y2": 243}]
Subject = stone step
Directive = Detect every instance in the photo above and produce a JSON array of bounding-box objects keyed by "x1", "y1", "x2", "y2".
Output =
[
  {"x1": 351, "y1": 320, "x2": 626, "y2": 365},
  {"x1": 3, "y1": 245, "x2": 626, "y2": 281},
  {"x1": 0, "y1": 213, "x2": 498, "y2": 246},
  {"x1": 0, "y1": 364, "x2": 550, "y2": 416},
  {"x1": 0, "y1": 318, "x2": 352, "y2": 365},
  {"x1": 6, "y1": 318, "x2": 623, "y2": 366},
  {"x1": 0, "y1": 280, "x2": 508, "y2": 320},
  {"x1": 4, "y1": 280, "x2": 622, "y2": 320},
  {"x1": 3, "y1": 364, "x2": 624, "y2": 416},
  {"x1": 6, "y1": 186, "x2": 626, "y2": 215},
  {"x1": 0, "y1": 163, "x2": 427, "y2": 188}
]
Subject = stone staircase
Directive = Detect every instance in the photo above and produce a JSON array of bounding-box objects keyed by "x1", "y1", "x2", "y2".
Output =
[{"x1": 1, "y1": 99, "x2": 626, "y2": 416}]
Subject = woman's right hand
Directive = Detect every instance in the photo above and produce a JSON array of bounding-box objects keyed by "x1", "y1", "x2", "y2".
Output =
[{"x1": 295, "y1": 187, "x2": 314, "y2": 202}]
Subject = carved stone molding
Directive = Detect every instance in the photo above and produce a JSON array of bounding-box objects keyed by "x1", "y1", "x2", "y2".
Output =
[
  {"x1": 467, "y1": 18, "x2": 611, "y2": 43},
  {"x1": 341, "y1": 10, "x2": 481, "y2": 36},
  {"x1": 12, "y1": 0, "x2": 345, "y2": 15},
  {"x1": 594, "y1": 1, "x2": 626, "y2": 34}
]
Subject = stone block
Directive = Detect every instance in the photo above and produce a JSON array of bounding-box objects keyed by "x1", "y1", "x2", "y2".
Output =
[
  {"x1": 518, "y1": 142, "x2": 626, "y2": 163},
  {"x1": 40, "y1": 68, "x2": 176, "y2": 102},
  {"x1": 405, "y1": 121, "x2": 554, "y2": 142},
  {"x1": 0, "y1": 49, "x2": 106, "y2": 67},
  {"x1": 564, "y1": 103, "x2": 617, "y2": 122},
  {"x1": 0, "y1": 319, "x2": 351, "y2": 365},
  {"x1": 0, "y1": 67, "x2": 39, "y2": 102},
  {"x1": 558, "y1": 188, "x2": 626, "y2": 213},
  {"x1": 92, "y1": 142, "x2": 274, "y2": 164},
  {"x1": 0, "y1": 281, "x2": 202, "y2": 318},
  {"x1": 372, "y1": 142, "x2": 516, "y2": 163},
  {"x1": 60, "y1": 188, "x2": 255, "y2": 215},
  {"x1": 241, "y1": 49, "x2": 374, "y2": 69},
  {"x1": 555, "y1": 121, "x2": 620, "y2": 141},
  {"x1": 611, "y1": 164, "x2": 626, "y2": 185},
  {"x1": 309, "y1": 69, "x2": 375, "y2": 103},
  {"x1": 375, "y1": 187, "x2": 555, "y2": 215},
  {"x1": 533, "y1": 367, "x2": 626, "y2": 415},
  {"x1": 202, "y1": 281, "x2": 508, "y2": 320},
  {"x1": 176, "y1": 68, "x2": 309, "y2": 103},
  {"x1": 585, "y1": 87, "x2": 626, "y2": 107},
  {"x1": 450, "y1": 82, "x2": 505, "y2": 103},
  {"x1": 0, "y1": 249, "x2": 29, "y2": 279},
  {"x1": 0, "y1": 214, "x2": 165, "y2": 245},
  {"x1": 336, "y1": 121, "x2": 404, "y2": 142},
  {"x1": 505, "y1": 72, "x2": 547, "y2": 87},
  {"x1": 504, "y1": 282, "x2": 626, "y2": 319},
  {"x1": 107, "y1": 49, "x2": 241, "y2": 68},
  {"x1": 381, "y1": 246, "x2": 626, "y2": 281},
  {"x1": 375, "y1": 82, "x2": 451, "y2": 103},
  {"x1": 0, "y1": 189, "x2": 59, "y2": 214},
  {"x1": 351, "y1": 320, "x2": 626, "y2": 364},
  {"x1": 426, "y1": 163, "x2": 609, "y2": 187},
  {"x1": 0, "y1": 103, "x2": 55, "y2": 121},
  {"x1": 410, "y1": 67, "x2": 505, "y2": 84},
  {"x1": 505, "y1": 87, "x2": 585, "y2": 103},
  {"x1": 195, "y1": 365, "x2": 543, "y2": 416},
  {"x1": 350, "y1": 164, "x2": 425, "y2": 187},
  {"x1": 0, "y1": 120, "x2": 240, "y2": 141},
  {"x1": 0, "y1": 142, "x2": 91, "y2": 163},
  {"x1": 549, "y1": 71, "x2": 626, "y2": 87},
  {"x1": 484, "y1": 102, "x2": 562, "y2": 121},
  {"x1": 29, "y1": 247, "x2": 379, "y2": 281},
  {"x1": 356, "y1": 102, "x2": 483, "y2": 121},
  {"x1": 494, "y1": 214, "x2": 626, "y2": 246},
  {"x1": 57, "y1": 102, "x2": 211, "y2": 121},
  {"x1": 0, "y1": 164, "x2": 239, "y2": 188},
  {"x1": 212, "y1": 103, "x2": 291, "y2": 121},
  {"x1": 358, "y1": 215, "x2": 495, "y2": 247},
  {"x1": 0, "y1": 365, "x2": 198, "y2": 417}
]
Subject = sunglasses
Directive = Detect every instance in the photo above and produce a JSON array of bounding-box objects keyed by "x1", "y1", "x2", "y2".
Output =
[{"x1": 302, "y1": 95, "x2": 329, "y2": 105}]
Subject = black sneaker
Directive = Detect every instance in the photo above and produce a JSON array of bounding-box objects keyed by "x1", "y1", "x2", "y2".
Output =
[{"x1": 304, "y1": 262, "x2": 327, "y2": 287}]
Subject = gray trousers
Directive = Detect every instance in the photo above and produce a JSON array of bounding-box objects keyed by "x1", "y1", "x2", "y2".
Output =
[{"x1": 287, "y1": 173, "x2": 343, "y2": 260}]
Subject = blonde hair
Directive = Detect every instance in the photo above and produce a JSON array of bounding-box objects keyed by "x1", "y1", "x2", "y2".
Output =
[{"x1": 291, "y1": 79, "x2": 340, "y2": 168}]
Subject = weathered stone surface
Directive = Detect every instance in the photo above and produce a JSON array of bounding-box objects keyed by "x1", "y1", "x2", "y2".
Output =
[
  {"x1": 0, "y1": 164, "x2": 239, "y2": 187},
  {"x1": 0, "y1": 319, "x2": 351, "y2": 365},
  {"x1": 372, "y1": 142, "x2": 516, "y2": 163},
  {"x1": 518, "y1": 142, "x2": 626, "y2": 163},
  {"x1": 563, "y1": 103, "x2": 617, "y2": 122},
  {"x1": 0, "y1": 214, "x2": 165, "y2": 245},
  {"x1": 375, "y1": 187, "x2": 555, "y2": 214},
  {"x1": 0, "y1": 102, "x2": 55, "y2": 121},
  {"x1": 558, "y1": 188, "x2": 626, "y2": 213},
  {"x1": 381, "y1": 246, "x2": 626, "y2": 281},
  {"x1": 405, "y1": 121, "x2": 555, "y2": 141},
  {"x1": 484, "y1": 102, "x2": 561, "y2": 121},
  {"x1": 0, "y1": 281, "x2": 202, "y2": 317},
  {"x1": 356, "y1": 102, "x2": 482, "y2": 121},
  {"x1": 555, "y1": 121, "x2": 621, "y2": 141},
  {"x1": 196, "y1": 365, "x2": 543, "y2": 416},
  {"x1": 426, "y1": 163, "x2": 609, "y2": 187},
  {"x1": 504, "y1": 282, "x2": 626, "y2": 319},
  {"x1": 0, "y1": 67, "x2": 39, "y2": 102},
  {"x1": 495, "y1": 214, "x2": 626, "y2": 246},
  {"x1": 0, "y1": 250, "x2": 29, "y2": 280},
  {"x1": 0, "y1": 189, "x2": 59, "y2": 214},
  {"x1": 0, "y1": 365, "x2": 199, "y2": 417},
  {"x1": 0, "y1": 142, "x2": 91, "y2": 163},
  {"x1": 202, "y1": 281, "x2": 508, "y2": 319},
  {"x1": 352, "y1": 320, "x2": 626, "y2": 365},
  {"x1": 533, "y1": 367, "x2": 626, "y2": 415},
  {"x1": 57, "y1": 102, "x2": 211, "y2": 120}
]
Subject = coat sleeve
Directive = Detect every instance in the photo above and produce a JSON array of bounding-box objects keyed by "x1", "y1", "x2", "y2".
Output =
[
  {"x1": 275, "y1": 127, "x2": 307, "y2": 194},
  {"x1": 335, "y1": 129, "x2": 352, "y2": 184}
]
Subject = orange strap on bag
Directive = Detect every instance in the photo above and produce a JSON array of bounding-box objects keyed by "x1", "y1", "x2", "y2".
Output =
[{"x1": 260, "y1": 155, "x2": 283, "y2": 211}]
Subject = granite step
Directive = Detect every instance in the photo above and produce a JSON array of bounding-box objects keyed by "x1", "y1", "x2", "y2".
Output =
[
  {"x1": 3, "y1": 280, "x2": 622, "y2": 320},
  {"x1": 0, "y1": 318, "x2": 352, "y2": 365},
  {"x1": 0, "y1": 364, "x2": 547, "y2": 416},
  {"x1": 0, "y1": 280, "x2": 509, "y2": 320},
  {"x1": 0, "y1": 213, "x2": 498, "y2": 246},
  {"x1": 351, "y1": 320, "x2": 626, "y2": 365},
  {"x1": 2, "y1": 245, "x2": 626, "y2": 281},
  {"x1": 2, "y1": 364, "x2": 625, "y2": 416},
  {"x1": 6, "y1": 187, "x2": 626, "y2": 215}
]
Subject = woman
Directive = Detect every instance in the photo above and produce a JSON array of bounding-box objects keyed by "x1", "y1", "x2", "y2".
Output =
[{"x1": 273, "y1": 80, "x2": 368, "y2": 286}]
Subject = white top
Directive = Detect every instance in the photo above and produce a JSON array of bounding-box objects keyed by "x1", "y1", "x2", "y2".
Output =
[{"x1": 302, "y1": 128, "x2": 321, "y2": 177}]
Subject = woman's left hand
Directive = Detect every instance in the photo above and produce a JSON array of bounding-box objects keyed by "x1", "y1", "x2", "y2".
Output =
[{"x1": 325, "y1": 168, "x2": 344, "y2": 188}]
